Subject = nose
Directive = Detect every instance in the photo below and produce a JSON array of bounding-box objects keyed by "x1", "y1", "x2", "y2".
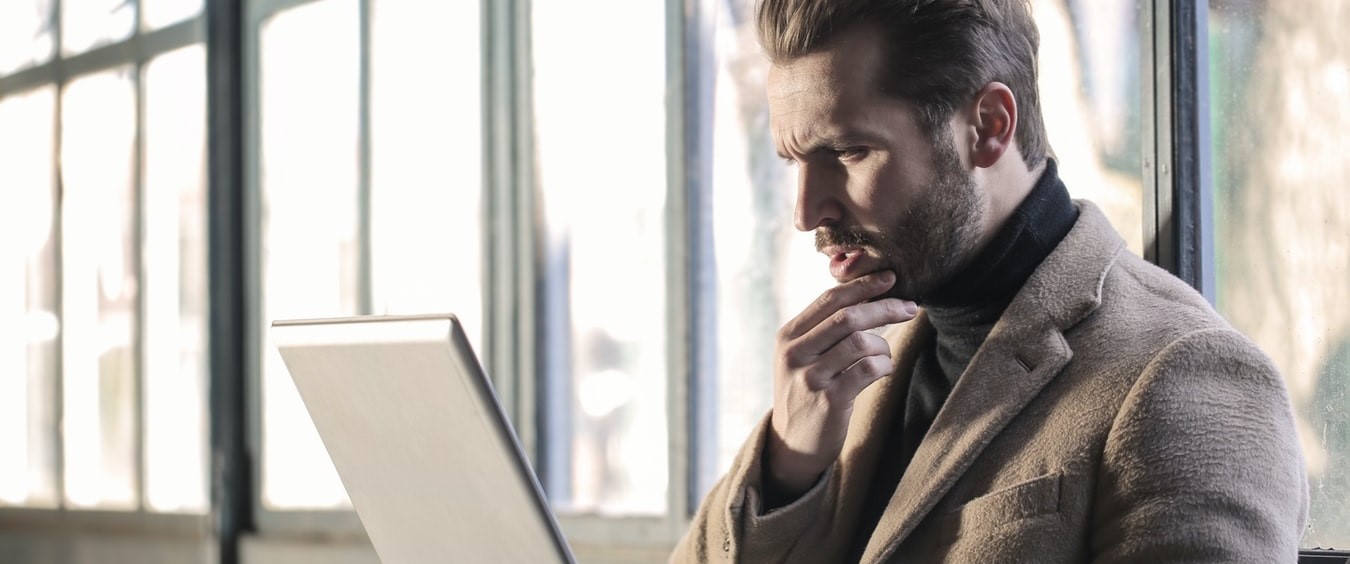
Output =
[{"x1": 793, "y1": 163, "x2": 845, "y2": 232}]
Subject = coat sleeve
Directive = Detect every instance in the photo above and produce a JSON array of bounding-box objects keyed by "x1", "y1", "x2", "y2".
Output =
[
  {"x1": 670, "y1": 413, "x2": 842, "y2": 564},
  {"x1": 1090, "y1": 328, "x2": 1309, "y2": 563}
]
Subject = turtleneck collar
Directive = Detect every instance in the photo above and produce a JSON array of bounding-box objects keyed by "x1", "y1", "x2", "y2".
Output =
[
  {"x1": 922, "y1": 159, "x2": 1079, "y2": 380},
  {"x1": 926, "y1": 158, "x2": 1078, "y2": 310}
]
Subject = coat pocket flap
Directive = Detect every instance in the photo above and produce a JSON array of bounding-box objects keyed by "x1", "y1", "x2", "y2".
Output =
[{"x1": 936, "y1": 471, "x2": 1062, "y2": 543}]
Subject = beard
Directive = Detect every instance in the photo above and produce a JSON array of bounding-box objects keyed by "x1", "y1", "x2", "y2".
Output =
[{"x1": 814, "y1": 132, "x2": 984, "y2": 302}]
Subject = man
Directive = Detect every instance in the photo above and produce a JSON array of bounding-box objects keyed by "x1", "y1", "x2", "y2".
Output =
[{"x1": 672, "y1": 1, "x2": 1308, "y2": 562}]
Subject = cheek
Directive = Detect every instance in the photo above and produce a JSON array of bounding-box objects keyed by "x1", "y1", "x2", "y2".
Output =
[{"x1": 853, "y1": 156, "x2": 922, "y2": 221}]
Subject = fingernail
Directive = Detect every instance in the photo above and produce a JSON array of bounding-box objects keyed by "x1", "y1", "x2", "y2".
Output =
[
  {"x1": 903, "y1": 301, "x2": 917, "y2": 314},
  {"x1": 878, "y1": 270, "x2": 895, "y2": 284}
]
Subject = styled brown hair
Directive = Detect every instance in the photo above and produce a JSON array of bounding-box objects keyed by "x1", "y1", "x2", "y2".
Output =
[{"x1": 757, "y1": 0, "x2": 1047, "y2": 167}]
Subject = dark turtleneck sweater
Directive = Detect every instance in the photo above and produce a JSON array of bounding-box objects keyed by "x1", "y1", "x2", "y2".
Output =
[{"x1": 849, "y1": 159, "x2": 1079, "y2": 558}]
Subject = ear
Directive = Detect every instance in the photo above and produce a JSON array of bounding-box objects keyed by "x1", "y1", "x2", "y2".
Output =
[{"x1": 968, "y1": 82, "x2": 1017, "y2": 169}]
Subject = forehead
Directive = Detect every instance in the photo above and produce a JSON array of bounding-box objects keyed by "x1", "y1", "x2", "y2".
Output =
[
  {"x1": 765, "y1": 26, "x2": 915, "y2": 145},
  {"x1": 767, "y1": 28, "x2": 882, "y2": 111}
]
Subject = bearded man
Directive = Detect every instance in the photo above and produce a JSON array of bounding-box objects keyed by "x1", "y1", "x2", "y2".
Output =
[{"x1": 672, "y1": 1, "x2": 1308, "y2": 562}]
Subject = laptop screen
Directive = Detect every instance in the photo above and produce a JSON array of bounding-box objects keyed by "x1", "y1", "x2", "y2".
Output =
[{"x1": 272, "y1": 314, "x2": 573, "y2": 564}]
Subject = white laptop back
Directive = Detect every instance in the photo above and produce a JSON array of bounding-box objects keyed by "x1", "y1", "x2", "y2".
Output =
[{"x1": 271, "y1": 314, "x2": 574, "y2": 564}]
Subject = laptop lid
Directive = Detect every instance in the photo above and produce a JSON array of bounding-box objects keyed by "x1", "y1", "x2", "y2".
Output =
[{"x1": 271, "y1": 314, "x2": 574, "y2": 564}]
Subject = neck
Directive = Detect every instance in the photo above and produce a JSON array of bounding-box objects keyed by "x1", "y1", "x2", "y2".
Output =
[{"x1": 926, "y1": 158, "x2": 1076, "y2": 310}]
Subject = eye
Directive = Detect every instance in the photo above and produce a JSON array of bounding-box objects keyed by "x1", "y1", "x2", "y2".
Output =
[{"x1": 833, "y1": 147, "x2": 868, "y2": 162}]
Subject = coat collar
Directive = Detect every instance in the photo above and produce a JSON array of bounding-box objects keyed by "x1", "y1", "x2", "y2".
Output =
[{"x1": 861, "y1": 201, "x2": 1126, "y2": 563}]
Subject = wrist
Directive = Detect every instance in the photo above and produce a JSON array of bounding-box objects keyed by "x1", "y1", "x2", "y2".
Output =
[{"x1": 764, "y1": 427, "x2": 826, "y2": 497}]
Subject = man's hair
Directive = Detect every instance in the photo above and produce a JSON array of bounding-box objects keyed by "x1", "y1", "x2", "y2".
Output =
[{"x1": 757, "y1": 0, "x2": 1047, "y2": 167}]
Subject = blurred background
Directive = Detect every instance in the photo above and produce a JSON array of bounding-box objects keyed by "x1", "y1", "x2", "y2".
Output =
[{"x1": 0, "y1": 0, "x2": 1344, "y2": 561}]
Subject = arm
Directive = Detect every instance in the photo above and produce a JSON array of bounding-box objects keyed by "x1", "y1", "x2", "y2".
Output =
[{"x1": 1091, "y1": 328, "x2": 1309, "y2": 563}]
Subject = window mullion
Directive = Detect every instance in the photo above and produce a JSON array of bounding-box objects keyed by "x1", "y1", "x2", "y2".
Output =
[
  {"x1": 668, "y1": 0, "x2": 717, "y2": 529},
  {"x1": 51, "y1": 46, "x2": 67, "y2": 517},
  {"x1": 1167, "y1": 0, "x2": 1215, "y2": 300},
  {"x1": 133, "y1": 59, "x2": 148, "y2": 514},
  {"x1": 206, "y1": 0, "x2": 253, "y2": 561},
  {"x1": 357, "y1": 0, "x2": 373, "y2": 315}
]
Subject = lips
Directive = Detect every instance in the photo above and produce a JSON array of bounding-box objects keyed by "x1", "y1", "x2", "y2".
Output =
[{"x1": 823, "y1": 246, "x2": 875, "y2": 281}]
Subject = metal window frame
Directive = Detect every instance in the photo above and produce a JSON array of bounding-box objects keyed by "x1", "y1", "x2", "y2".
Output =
[
  {"x1": 1143, "y1": 0, "x2": 1216, "y2": 300},
  {"x1": 0, "y1": 5, "x2": 210, "y2": 540},
  {"x1": 207, "y1": 0, "x2": 254, "y2": 560}
]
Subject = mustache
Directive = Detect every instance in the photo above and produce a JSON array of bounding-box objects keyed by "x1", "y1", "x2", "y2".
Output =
[{"x1": 815, "y1": 226, "x2": 886, "y2": 252}]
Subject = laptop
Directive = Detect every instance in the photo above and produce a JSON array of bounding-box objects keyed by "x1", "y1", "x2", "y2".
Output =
[{"x1": 271, "y1": 314, "x2": 576, "y2": 564}]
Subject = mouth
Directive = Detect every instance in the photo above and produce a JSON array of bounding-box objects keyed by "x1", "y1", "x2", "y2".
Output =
[{"x1": 823, "y1": 246, "x2": 875, "y2": 281}]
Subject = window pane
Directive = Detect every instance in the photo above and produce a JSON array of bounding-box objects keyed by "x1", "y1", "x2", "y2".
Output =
[
  {"x1": 60, "y1": 68, "x2": 138, "y2": 509},
  {"x1": 702, "y1": 0, "x2": 832, "y2": 496},
  {"x1": 369, "y1": 0, "x2": 482, "y2": 348},
  {"x1": 702, "y1": 0, "x2": 1146, "y2": 496},
  {"x1": 61, "y1": 0, "x2": 135, "y2": 55},
  {"x1": 142, "y1": 0, "x2": 201, "y2": 31},
  {"x1": 259, "y1": 0, "x2": 359, "y2": 510},
  {"x1": 533, "y1": 0, "x2": 668, "y2": 515},
  {"x1": 1035, "y1": 0, "x2": 1144, "y2": 254},
  {"x1": 0, "y1": 0, "x2": 55, "y2": 75},
  {"x1": 1210, "y1": 0, "x2": 1350, "y2": 548},
  {"x1": 142, "y1": 44, "x2": 207, "y2": 513},
  {"x1": 0, "y1": 87, "x2": 59, "y2": 508}
]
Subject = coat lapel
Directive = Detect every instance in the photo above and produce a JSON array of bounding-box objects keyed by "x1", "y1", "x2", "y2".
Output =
[{"x1": 859, "y1": 201, "x2": 1125, "y2": 563}]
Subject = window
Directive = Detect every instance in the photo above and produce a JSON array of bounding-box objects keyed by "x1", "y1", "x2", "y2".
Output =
[{"x1": 0, "y1": 0, "x2": 209, "y2": 558}]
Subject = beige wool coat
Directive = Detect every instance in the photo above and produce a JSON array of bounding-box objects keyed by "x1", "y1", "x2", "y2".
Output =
[{"x1": 672, "y1": 202, "x2": 1309, "y2": 563}]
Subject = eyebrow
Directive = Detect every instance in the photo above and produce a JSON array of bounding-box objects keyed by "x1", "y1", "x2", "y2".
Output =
[{"x1": 776, "y1": 134, "x2": 877, "y2": 161}]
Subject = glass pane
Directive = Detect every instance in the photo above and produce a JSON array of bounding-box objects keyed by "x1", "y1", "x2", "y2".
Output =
[
  {"x1": 60, "y1": 68, "x2": 138, "y2": 509},
  {"x1": 702, "y1": 0, "x2": 833, "y2": 496},
  {"x1": 142, "y1": 44, "x2": 207, "y2": 513},
  {"x1": 368, "y1": 0, "x2": 482, "y2": 348},
  {"x1": 142, "y1": 0, "x2": 201, "y2": 30},
  {"x1": 62, "y1": 0, "x2": 135, "y2": 55},
  {"x1": 702, "y1": 0, "x2": 1146, "y2": 496},
  {"x1": 259, "y1": 0, "x2": 359, "y2": 510},
  {"x1": 0, "y1": 0, "x2": 56, "y2": 75},
  {"x1": 1035, "y1": 0, "x2": 1144, "y2": 254},
  {"x1": 533, "y1": 0, "x2": 668, "y2": 515},
  {"x1": 1210, "y1": 0, "x2": 1350, "y2": 549},
  {"x1": 0, "y1": 87, "x2": 59, "y2": 508}
]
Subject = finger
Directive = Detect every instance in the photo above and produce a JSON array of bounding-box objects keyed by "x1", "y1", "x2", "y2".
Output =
[
  {"x1": 830, "y1": 354, "x2": 895, "y2": 405},
  {"x1": 794, "y1": 297, "x2": 916, "y2": 357},
  {"x1": 778, "y1": 271, "x2": 895, "y2": 340},
  {"x1": 796, "y1": 329, "x2": 891, "y2": 388}
]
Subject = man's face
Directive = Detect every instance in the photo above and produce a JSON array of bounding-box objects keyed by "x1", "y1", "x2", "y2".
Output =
[{"x1": 767, "y1": 27, "x2": 988, "y2": 302}]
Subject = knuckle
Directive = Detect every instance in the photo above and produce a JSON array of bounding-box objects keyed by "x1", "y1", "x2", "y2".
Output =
[
  {"x1": 883, "y1": 299, "x2": 904, "y2": 319},
  {"x1": 817, "y1": 289, "x2": 839, "y2": 308},
  {"x1": 801, "y1": 367, "x2": 830, "y2": 391},
  {"x1": 780, "y1": 345, "x2": 806, "y2": 369},
  {"x1": 832, "y1": 307, "x2": 858, "y2": 328},
  {"x1": 846, "y1": 330, "x2": 869, "y2": 352}
]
